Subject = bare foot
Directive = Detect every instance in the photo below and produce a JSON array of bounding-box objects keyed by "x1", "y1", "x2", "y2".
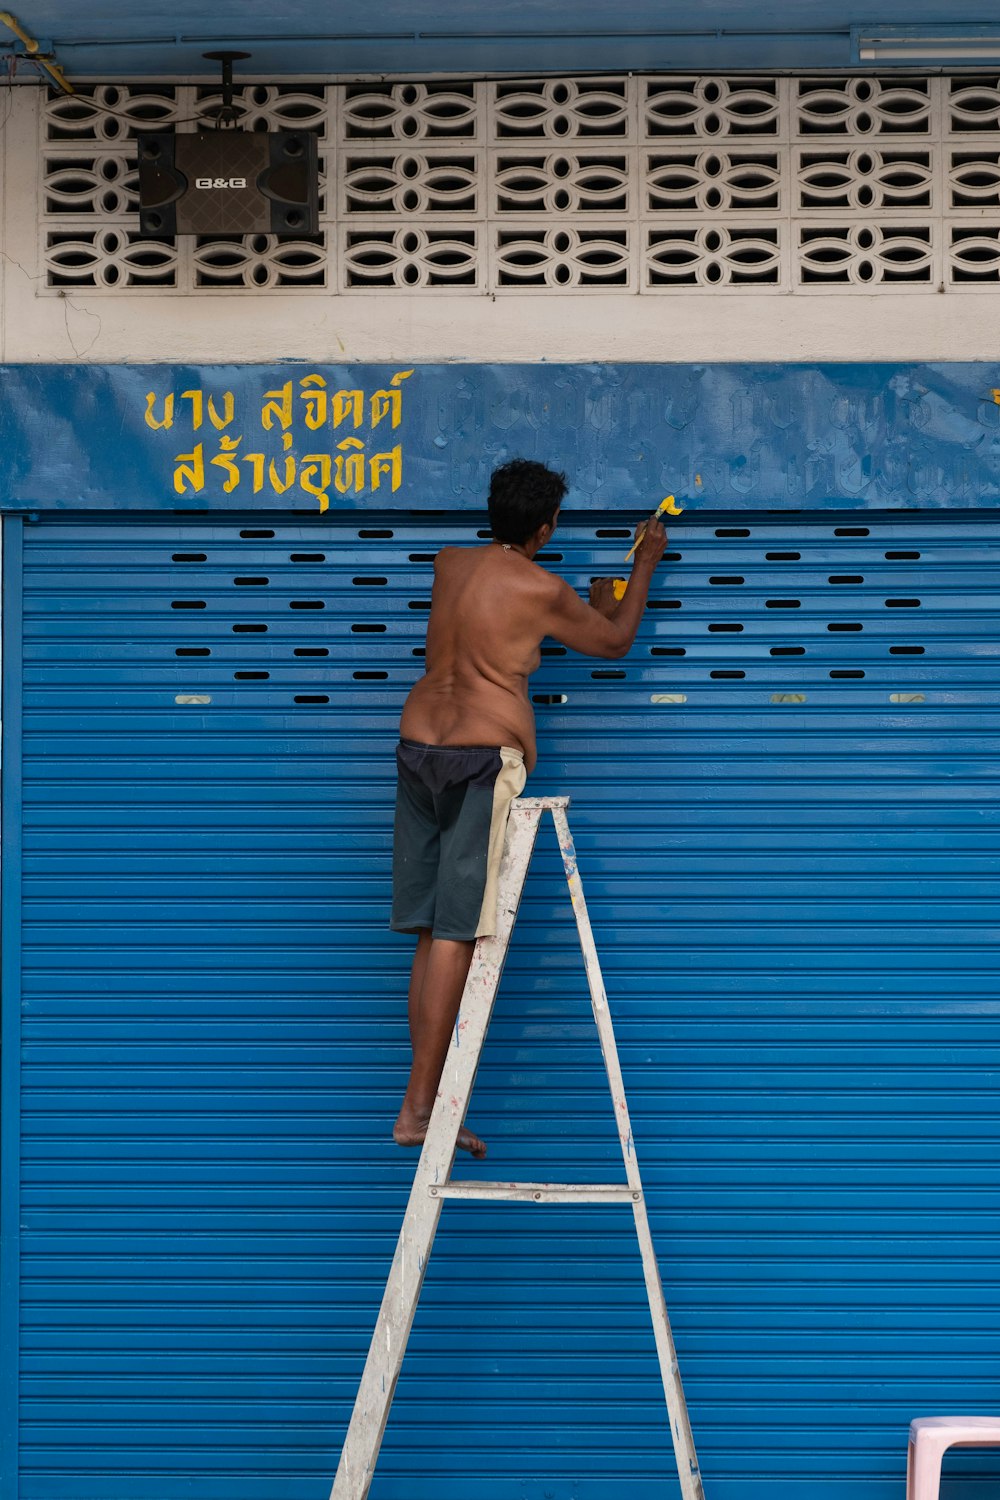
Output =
[{"x1": 393, "y1": 1105, "x2": 487, "y2": 1159}]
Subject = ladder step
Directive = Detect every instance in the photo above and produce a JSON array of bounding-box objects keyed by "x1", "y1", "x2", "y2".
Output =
[{"x1": 430, "y1": 1181, "x2": 640, "y2": 1204}]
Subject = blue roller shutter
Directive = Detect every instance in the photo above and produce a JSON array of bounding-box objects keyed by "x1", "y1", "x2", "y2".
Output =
[{"x1": 5, "y1": 510, "x2": 1000, "y2": 1500}]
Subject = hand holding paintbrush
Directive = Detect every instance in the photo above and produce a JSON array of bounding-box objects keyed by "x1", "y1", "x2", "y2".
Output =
[
  {"x1": 607, "y1": 495, "x2": 682, "y2": 601},
  {"x1": 624, "y1": 494, "x2": 682, "y2": 562}
]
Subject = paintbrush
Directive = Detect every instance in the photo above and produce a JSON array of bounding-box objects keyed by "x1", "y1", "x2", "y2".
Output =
[
  {"x1": 622, "y1": 494, "x2": 683, "y2": 564},
  {"x1": 612, "y1": 495, "x2": 685, "y2": 600}
]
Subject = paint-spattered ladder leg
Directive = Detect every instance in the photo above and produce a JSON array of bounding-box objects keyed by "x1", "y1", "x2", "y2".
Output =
[
  {"x1": 552, "y1": 805, "x2": 705, "y2": 1500},
  {"x1": 330, "y1": 799, "x2": 550, "y2": 1500}
]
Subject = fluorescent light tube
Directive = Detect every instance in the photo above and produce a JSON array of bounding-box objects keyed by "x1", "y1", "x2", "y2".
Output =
[{"x1": 853, "y1": 24, "x2": 1000, "y2": 64}]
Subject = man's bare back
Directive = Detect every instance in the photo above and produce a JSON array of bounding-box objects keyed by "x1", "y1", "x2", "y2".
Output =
[
  {"x1": 400, "y1": 544, "x2": 549, "y2": 770},
  {"x1": 401, "y1": 525, "x2": 666, "y2": 773}
]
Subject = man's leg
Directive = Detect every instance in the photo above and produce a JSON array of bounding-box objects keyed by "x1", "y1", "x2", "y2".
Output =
[
  {"x1": 393, "y1": 933, "x2": 485, "y2": 1157},
  {"x1": 406, "y1": 927, "x2": 433, "y2": 1050}
]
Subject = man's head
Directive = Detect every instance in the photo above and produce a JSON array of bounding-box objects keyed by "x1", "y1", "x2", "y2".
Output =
[{"x1": 488, "y1": 459, "x2": 568, "y2": 547}]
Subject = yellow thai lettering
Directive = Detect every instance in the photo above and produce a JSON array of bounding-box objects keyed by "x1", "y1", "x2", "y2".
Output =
[
  {"x1": 334, "y1": 437, "x2": 366, "y2": 493},
  {"x1": 300, "y1": 374, "x2": 327, "y2": 430},
  {"x1": 370, "y1": 369, "x2": 413, "y2": 429},
  {"x1": 145, "y1": 391, "x2": 175, "y2": 430},
  {"x1": 241, "y1": 453, "x2": 266, "y2": 493},
  {"x1": 269, "y1": 450, "x2": 297, "y2": 495},
  {"x1": 207, "y1": 391, "x2": 235, "y2": 430},
  {"x1": 173, "y1": 444, "x2": 205, "y2": 495},
  {"x1": 261, "y1": 380, "x2": 293, "y2": 431},
  {"x1": 209, "y1": 435, "x2": 242, "y2": 493},
  {"x1": 299, "y1": 453, "x2": 332, "y2": 512},
  {"x1": 332, "y1": 389, "x2": 364, "y2": 429},
  {"x1": 181, "y1": 389, "x2": 204, "y2": 430},
  {"x1": 369, "y1": 444, "x2": 402, "y2": 492}
]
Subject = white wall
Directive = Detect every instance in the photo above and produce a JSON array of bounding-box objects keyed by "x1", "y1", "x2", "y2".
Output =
[{"x1": 3, "y1": 82, "x2": 1000, "y2": 366}]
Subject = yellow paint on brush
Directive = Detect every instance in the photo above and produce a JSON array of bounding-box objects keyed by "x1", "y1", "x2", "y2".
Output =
[{"x1": 623, "y1": 495, "x2": 684, "y2": 563}]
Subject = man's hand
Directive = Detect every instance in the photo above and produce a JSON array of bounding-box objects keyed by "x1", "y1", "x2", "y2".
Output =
[
  {"x1": 633, "y1": 513, "x2": 668, "y2": 569},
  {"x1": 588, "y1": 578, "x2": 620, "y2": 619}
]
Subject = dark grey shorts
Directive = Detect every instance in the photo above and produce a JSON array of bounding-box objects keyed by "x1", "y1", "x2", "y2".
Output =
[{"x1": 391, "y1": 739, "x2": 527, "y2": 942}]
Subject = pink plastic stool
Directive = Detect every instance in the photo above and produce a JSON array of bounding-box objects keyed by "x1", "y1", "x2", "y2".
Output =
[{"x1": 907, "y1": 1416, "x2": 1000, "y2": 1500}]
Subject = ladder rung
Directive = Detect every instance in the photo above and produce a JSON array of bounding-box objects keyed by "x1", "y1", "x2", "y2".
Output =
[{"x1": 430, "y1": 1181, "x2": 640, "y2": 1204}]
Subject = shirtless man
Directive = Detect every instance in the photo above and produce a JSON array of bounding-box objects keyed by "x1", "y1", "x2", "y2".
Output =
[{"x1": 390, "y1": 458, "x2": 667, "y2": 1158}]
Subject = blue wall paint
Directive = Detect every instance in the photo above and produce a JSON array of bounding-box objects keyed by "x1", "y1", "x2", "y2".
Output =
[
  {"x1": 4, "y1": 363, "x2": 1000, "y2": 514},
  {"x1": 10, "y1": 509, "x2": 1000, "y2": 1499},
  {"x1": 10, "y1": 0, "x2": 1000, "y2": 76}
]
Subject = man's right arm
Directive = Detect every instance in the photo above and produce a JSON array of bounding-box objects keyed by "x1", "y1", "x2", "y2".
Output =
[{"x1": 543, "y1": 515, "x2": 667, "y2": 659}]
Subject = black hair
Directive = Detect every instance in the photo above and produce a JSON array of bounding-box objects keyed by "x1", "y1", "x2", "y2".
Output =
[{"x1": 487, "y1": 459, "x2": 568, "y2": 546}]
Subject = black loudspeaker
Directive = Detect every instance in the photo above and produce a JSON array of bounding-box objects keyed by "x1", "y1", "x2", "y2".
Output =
[{"x1": 137, "y1": 131, "x2": 319, "y2": 237}]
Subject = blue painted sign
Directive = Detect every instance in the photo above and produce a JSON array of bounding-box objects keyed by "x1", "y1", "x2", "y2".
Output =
[{"x1": 3, "y1": 361, "x2": 1000, "y2": 512}]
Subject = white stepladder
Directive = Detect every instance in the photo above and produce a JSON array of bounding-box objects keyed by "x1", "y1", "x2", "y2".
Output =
[{"x1": 330, "y1": 796, "x2": 705, "y2": 1500}]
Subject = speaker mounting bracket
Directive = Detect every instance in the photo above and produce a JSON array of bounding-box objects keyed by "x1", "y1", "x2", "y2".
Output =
[{"x1": 202, "y1": 50, "x2": 252, "y2": 128}]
